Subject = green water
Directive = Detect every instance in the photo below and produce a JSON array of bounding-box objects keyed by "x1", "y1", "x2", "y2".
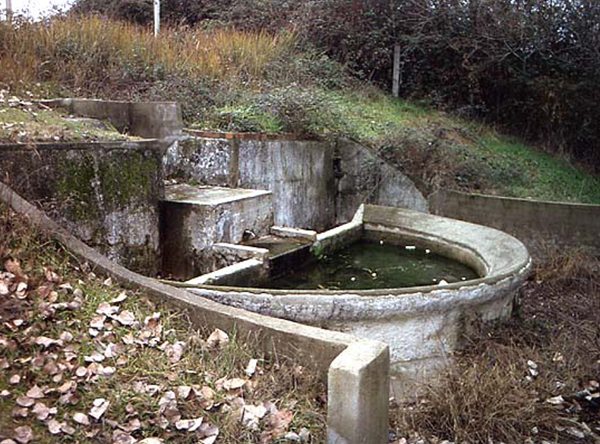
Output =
[{"x1": 268, "y1": 240, "x2": 479, "y2": 291}]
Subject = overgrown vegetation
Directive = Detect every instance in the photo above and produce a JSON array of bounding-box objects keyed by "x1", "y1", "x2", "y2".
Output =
[
  {"x1": 393, "y1": 246, "x2": 600, "y2": 443},
  {"x1": 0, "y1": 204, "x2": 326, "y2": 443},
  {"x1": 73, "y1": 0, "x2": 600, "y2": 169},
  {"x1": 1, "y1": 14, "x2": 599, "y2": 203}
]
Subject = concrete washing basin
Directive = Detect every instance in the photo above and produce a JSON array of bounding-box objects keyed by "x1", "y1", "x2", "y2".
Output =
[{"x1": 182, "y1": 205, "x2": 532, "y2": 395}]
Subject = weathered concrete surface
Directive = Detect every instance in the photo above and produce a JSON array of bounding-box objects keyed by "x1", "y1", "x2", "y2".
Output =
[
  {"x1": 163, "y1": 138, "x2": 233, "y2": 186},
  {"x1": 162, "y1": 137, "x2": 428, "y2": 231},
  {"x1": 429, "y1": 189, "x2": 600, "y2": 252},
  {"x1": 328, "y1": 341, "x2": 390, "y2": 444},
  {"x1": 41, "y1": 98, "x2": 183, "y2": 139},
  {"x1": 271, "y1": 226, "x2": 318, "y2": 242},
  {"x1": 0, "y1": 141, "x2": 164, "y2": 274},
  {"x1": 186, "y1": 205, "x2": 531, "y2": 396},
  {"x1": 186, "y1": 258, "x2": 268, "y2": 287},
  {"x1": 335, "y1": 140, "x2": 429, "y2": 222},
  {"x1": 237, "y1": 140, "x2": 336, "y2": 230},
  {"x1": 160, "y1": 184, "x2": 273, "y2": 279},
  {"x1": 0, "y1": 182, "x2": 390, "y2": 444}
]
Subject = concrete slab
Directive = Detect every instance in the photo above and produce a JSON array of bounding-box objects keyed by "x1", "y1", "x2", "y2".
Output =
[
  {"x1": 164, "y1": 183, "x2": 271, "y2": 206},
  {"x1": 161, "y1": 184, "x2": 274, "y2": 279}
]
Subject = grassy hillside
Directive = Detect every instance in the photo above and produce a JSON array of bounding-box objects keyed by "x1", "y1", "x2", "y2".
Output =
[{"x1": 1, "y1": 16, "x2": 599, "y2": 203}]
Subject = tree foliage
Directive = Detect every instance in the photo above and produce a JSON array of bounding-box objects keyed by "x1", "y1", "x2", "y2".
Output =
[{"x1": 71, "y1": 0, "x2": 600, "y2": 166}]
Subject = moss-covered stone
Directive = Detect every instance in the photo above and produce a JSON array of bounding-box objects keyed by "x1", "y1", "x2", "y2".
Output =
[{"x1": 1, "y1": 141, "x2": 163, "y2": 276}]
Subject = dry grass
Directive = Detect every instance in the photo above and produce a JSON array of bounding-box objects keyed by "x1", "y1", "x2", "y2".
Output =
[
  {"x1": 0, "y1": 15, "x2": 295, "y2": 93},
  {"x1": 394, "y1": 245, "x2": 600, "y2": 443}
]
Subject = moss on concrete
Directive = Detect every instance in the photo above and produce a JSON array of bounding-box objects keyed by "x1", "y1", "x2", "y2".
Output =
[{"x1": 56, "y1": 150, "x2": 160, "y2": 222}]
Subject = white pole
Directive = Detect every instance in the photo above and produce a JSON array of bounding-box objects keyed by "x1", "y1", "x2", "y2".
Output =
[
  {"x1": 5, "y1": 0, "x2": 12, "y2": 22},
  {"x1": 154, "y1": 0, "x2": 160, "y2": 36}
]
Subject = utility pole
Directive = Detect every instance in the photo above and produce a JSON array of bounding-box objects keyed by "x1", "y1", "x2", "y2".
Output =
[
  {"x1": 5, "y1": 0, "x2": 12, "y2": 22},
  {"x1": 154, "y1": 0, "x2": 160, "y2": 36}
]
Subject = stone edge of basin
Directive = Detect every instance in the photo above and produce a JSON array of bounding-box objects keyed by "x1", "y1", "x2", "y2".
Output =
[
  {"x1": 0, "y1": 181, "x2": 390, "y2": 444},
  {"x1": 186, "y1": 204, "x2": 533, "y2": 322}
]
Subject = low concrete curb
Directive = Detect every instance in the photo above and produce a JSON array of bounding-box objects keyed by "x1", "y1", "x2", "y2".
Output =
[
  {"x1": 41, "y1": 98, "x2": 183, "y2": 139},
  {"x1": 0, "y1": 182, "x2": 390, "y2": 444}
]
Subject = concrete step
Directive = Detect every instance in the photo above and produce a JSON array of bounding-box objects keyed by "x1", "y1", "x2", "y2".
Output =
[{"x1": 160, "y1": 183, "x2": 273, "y2": 280}]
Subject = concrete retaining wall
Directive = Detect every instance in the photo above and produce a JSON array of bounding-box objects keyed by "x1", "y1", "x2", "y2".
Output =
[
  {"x1": 164, "y1": 136, "x2": 428, "y2": 231},
  {"x1": 0, "y1": 141, "x2": 165, "y2": 274},
  {"x1": 41, "y1": 99, "x2": 183, "y2": 139},
  {"x1": 0, "y1": 182, "x2": 390, "y2": 444},
  {"x1": 429, "y1": 189, "x2": 600, "y2": 251}
]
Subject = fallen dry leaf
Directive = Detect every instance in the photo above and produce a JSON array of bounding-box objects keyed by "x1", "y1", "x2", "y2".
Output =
[
  {"x1": 13, "y1": 426, "x2": 33, "y2": 444},
  {"x1": 11, "y1": 407, "x2": 28, "y2": 418},
  {"x1": 47, "y1": 419, "x2": 64, "y2": 435},
  {"x1": 198, "y1": 423, "x2": 219, "y2": 444},
  {"x1": 32, "y1": 402, "x2": 55, "y2": 420},
  {"x1": 176, "y1": 385, "x2": 192, "y2": 400},
  {"x1": 110, "y1": 291, "x2": 128, "y2": 304},
  {"x1": 90, "y1": 314, "x2": 106, "y2": 330},
  {"x1": 16, "y1": 396, "x2": 34, "y2": 407},
  {"x1": 138, "y1": 438, "x2": 164, "y2": 444},
  {"x1": 223, "y1": 378, "x2": 246, "y2": 391},
  {"x1": 96, "y1": 302, "x2": 118, "y2": 316},
  {"x1": 89, "y1": 398, "x2": 109, "y2": 420},
  {"x1": 26, "y1": 385, "x2": 44, "y2": 399},
  {"x1": 112, "y1": 430, "x2": 136, "y2": 444},
  {"x1": 36, "y1": 336, "x2": 62, "y2": 348},
  {"x1": 175, "y1": 417, "x2": 203, "y2": 431},
  {"x1": 73, "y1": 412, "x2": 90, "y2": 425},
  {"x1": 165, "y1": 341, "x2": 185, "y2": 363},
  {"x1": 116, "y1": 310, "x2": 135, "y2": 326},
  {"x1": 206, "y1": 329, "x2": 229, "y2": 348}
]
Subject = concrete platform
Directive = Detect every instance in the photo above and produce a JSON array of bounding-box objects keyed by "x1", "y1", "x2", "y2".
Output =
[
  {"x1": 165, "y1": 183, "x2": 271, "y2": 206},
  {"x1": 161, "y1": 184, "x2": 273, "y2": 280}
]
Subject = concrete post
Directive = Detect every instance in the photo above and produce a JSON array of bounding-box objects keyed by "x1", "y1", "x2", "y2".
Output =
[
  {"x1": 327, "y1": 341, "x2": 390, "y2": 444},
  {"x1": 5, "y1": 0, "x2": 12, "y2": 22},
  {"x1": 153, "y1": 0, "x2": 160, "y2": 35},
  {"x1": 392, "y1": 44, "x2": 401, "y2": 97}
]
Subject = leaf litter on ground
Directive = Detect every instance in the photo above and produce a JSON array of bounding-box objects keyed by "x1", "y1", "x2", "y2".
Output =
[{"x1": 0, "y1": 205, "x2": 326, "y2": 443}]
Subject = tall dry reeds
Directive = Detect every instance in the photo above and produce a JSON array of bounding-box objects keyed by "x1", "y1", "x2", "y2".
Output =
[{"x1": 0, "y1": 15, "x2": 296, "y2": 91}]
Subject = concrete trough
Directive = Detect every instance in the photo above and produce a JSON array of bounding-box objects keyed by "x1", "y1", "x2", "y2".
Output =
[{"x1": 184, "y1": 204, "x2": 532, "y2": 396}]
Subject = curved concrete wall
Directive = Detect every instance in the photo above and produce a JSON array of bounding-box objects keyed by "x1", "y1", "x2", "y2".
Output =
[{"x1": 186, "y1": 205, "x2": 532, "y2": 395}]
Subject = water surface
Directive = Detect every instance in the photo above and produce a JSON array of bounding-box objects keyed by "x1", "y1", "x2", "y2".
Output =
[{"x1": 268, "y1": 240, "x2": 479, "y2": 290}]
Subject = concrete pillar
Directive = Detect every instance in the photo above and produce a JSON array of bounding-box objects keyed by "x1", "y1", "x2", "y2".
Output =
[
  {"x1": 327, "y1": 341, "x2": 390, "y2": 444},
  {"x1": 392, "y1": 44, "x2": 401, "y2": 97}
]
